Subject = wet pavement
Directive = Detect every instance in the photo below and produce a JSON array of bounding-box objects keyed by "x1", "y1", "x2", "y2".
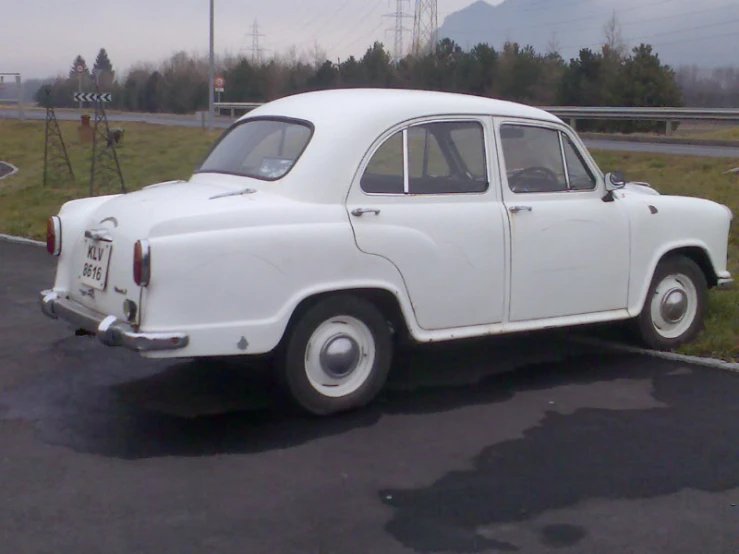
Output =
[{"x1": 2, "y1": 239, "x2": 739, "y2": 553}]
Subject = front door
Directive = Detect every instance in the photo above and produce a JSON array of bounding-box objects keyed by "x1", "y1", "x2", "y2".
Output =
[
  {"x1": 347, "y1": 118, "x2": 508, "y2": 331},
  {"x1": 495, "y1": 120, "x2": 630, "y2": 322}
]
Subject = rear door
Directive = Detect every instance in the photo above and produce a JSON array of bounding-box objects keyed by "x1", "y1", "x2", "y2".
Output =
[{"x1": 346, "y1": 117, "x2": 509, "y2": 331}]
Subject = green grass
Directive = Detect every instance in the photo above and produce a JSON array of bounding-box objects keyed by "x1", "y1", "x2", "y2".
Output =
[
  {"x1": 1, "y1": 120, "x2": 737, "y2": 360},
  {"x1": 592, "y1": 150, "x2": 739, "y2": 361},
  {"x1": 693, "y1": 127, "x2": 739, "y2": 142},
  {"x1": 0, "y1": 119, "x2": 220, "y2": 238}
]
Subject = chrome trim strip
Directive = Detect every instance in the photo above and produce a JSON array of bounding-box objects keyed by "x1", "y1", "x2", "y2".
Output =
[
  {"x1": 84, "y1": 228, "x2": 113, "y2": 242},
  {"x1": 39, "y1": 290, "x2": 188, "y2": 352}
]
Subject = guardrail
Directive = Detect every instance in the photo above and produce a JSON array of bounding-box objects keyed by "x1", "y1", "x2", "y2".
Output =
[
  {"x1": 214, "y1": 101, "x2": 739, "y2": 135},
  {"x1": 214, "y1": 102, "x2": 265, "y2": 117},
  {"x1": 542, "y1": 107, "x2": 739, "y2": 135}
]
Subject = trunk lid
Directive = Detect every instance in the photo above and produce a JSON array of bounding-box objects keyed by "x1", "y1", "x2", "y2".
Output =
[{"x1": 63, "y1": 178, "x2": 263, "y2": 322}]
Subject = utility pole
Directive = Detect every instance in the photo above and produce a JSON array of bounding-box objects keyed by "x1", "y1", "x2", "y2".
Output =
[
  {"x1": 208, "y1": 0, "x2": 215, "y2": 131},
  {"x1": 248, "y1": 20, "x2": 266, "y2": 65},
  {"x1": 385, "y1": 0, "x2": 412, "y2": 63},
  {"x1": 412, "y1": 0, "x2": 439, "y2": 57}
]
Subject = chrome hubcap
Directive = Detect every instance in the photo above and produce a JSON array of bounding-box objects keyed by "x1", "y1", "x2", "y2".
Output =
[
  {"x1": 650, "y1": 272, "x2": 698, "y2": 340},
  {"x1": 304, "y1": 316, "x2": 376, "y2": 398},
  {"x1": 660, "y1": 288, "x2": 688, "y2": 323},
  {"x1": 319, "y1": 335, "x2": 360, "y2": 377}
]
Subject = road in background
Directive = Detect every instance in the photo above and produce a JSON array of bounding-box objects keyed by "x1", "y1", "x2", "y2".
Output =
[
  {"x1": 3, "y1": 239, "x2": 739, "y2": 553},
  {"x1": 3, "y1": 107, "x2": 739, "y2": 158}
]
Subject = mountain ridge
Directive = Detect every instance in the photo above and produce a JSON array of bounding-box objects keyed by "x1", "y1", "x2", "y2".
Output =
[{"x1": 438, "y1": 0, "x2": 738, "y2": 68}]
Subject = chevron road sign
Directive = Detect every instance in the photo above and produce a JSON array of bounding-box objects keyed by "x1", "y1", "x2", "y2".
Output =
[{"x1": 73, "y1": 92, "x2": 112, "y2": 103}]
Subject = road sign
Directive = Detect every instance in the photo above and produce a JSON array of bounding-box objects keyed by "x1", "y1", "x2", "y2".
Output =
[
  {"x1": 214, "y1": 76, "x2": 225, "y2": 92},
  {"x1": 74, "y1": 92, "x2": 112, "y2": 103},
  {"x1": 75, "y1": 64, "x2": 85, "y2": 74}
]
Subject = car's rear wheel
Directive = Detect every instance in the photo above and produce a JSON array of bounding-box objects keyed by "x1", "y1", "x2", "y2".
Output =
[
  {"x1": 277, "y1": 295, "x2": 393, "y2": 415},
  {"x1": 633, "y1": 255, "x2": 707, "y2": 350}
]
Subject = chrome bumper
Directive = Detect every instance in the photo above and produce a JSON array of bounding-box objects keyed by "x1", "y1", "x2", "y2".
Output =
[
  {"x1": 717, "y1": 277, "x2": 734, "y2": 291},
  {"x1": 40, "y1": 290, "x2": 189, "y2": 352}
]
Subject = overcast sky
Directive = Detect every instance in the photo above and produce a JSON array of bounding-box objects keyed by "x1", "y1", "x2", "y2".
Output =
[
  {"x1": 5, "y1": 0, "x2": 735, "y2": 79},
  {"x1": 7, "y1": 0, "x2": 501, "y2": 78}
]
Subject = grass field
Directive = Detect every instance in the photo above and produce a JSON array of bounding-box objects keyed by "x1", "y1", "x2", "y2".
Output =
[{"x1": 0, "y1": 119, "x2": 737, "y2": 360}]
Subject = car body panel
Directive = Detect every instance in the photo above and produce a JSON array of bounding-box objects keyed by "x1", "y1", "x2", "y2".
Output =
[{"x1": 39, "y1": 89, "x2": 733, "y2": 359}]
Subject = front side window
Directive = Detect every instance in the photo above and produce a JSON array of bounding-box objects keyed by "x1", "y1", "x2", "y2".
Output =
[
  {"x1": 563, "y1": 136, "x2": 597, "y2": 190},
  {"x1": 500, "y1": 125, "x2": 567, "y2": 193},
  {"x1": 500, "y1": 124, "x2": 598, "y2": 194},
  {"x1": 197, "y1": 119, "x2": 313, "y2": 180},
  {"x1": 361, "y1": 120, "x2": 488, "y2": 195}
]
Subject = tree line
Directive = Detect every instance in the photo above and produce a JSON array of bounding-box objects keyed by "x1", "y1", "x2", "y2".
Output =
[{"x1": 35, "y1": 37, "x2": 715, "y2": 133}]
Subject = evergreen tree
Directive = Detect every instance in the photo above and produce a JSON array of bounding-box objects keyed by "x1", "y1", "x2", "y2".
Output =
[{"x1": 94, "y1": 48, "x2": 113, "y2": 72}]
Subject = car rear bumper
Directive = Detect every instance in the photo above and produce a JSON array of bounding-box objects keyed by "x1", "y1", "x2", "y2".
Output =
[{"x1": 40, "y1": 289, "x2": 189, "y2": 352}]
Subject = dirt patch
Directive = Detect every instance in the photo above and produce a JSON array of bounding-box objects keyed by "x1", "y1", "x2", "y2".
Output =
[{"x1": 0, "y1": 161, "x2": 18, "y2": 180}]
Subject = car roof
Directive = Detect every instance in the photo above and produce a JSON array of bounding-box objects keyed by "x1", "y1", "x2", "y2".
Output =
[{"x1": 239, "y1": 88, "x2": 562, "y2": 129}]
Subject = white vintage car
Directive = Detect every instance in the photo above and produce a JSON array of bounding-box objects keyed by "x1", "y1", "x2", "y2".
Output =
[{"x1": 40, "y1": 89, "x2": 733, "y2": 414}]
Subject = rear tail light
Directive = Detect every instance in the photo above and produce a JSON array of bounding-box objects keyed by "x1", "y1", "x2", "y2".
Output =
[
  {"x1": 46, "y1": 216, "x2": 61, "y2": 256},
  {"x1": 133, "y1": 239, "x2": 151, "y2": 286}
]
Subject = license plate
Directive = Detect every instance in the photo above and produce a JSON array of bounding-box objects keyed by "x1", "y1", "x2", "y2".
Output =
[{"x1": 80, "y1": 238, "x2": 113, "y2": 291}]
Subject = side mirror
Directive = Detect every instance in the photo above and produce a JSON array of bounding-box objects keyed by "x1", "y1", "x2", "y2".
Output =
[
  {"x1": 602, "y1": 171, "x2": 626, "y2": 203},
  {"x1": 604, "y1": 171, "x2": 626, "y2": 191}
]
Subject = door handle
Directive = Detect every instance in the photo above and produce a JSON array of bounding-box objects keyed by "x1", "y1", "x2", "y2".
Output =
[
  {"x1": 509, "y1": 206, "x2": 533, "y2": 213},
  {"x1": 351, "y1": 208, "x2": 381, "y2": 217}
]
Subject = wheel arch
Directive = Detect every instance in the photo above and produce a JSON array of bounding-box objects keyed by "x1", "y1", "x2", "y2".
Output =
[
  {"x1": 631, "y1": 243, "x2": 717, "y2": 316},
  {"x1": 278, "y1": 286, "x2": 414, "y2": 351}
]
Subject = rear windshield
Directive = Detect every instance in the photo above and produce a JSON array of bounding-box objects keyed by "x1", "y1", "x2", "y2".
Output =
[{"x1": 196, "y1": 118, "x2": 313, "y2": 181}]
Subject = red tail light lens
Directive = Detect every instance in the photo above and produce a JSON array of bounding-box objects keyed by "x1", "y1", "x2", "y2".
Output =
[
  {"x1": 46, "y1": 216, "x2": 61, "y2": 256},
  {"x1": 133, "y1": 240, "x2": 151, "y2": 286}
]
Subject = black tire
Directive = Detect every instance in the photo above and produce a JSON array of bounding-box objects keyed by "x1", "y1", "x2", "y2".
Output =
[
  {"x1": 632, "y1": 255, "x2": 708, "y2": 351},
  {"x1": 277, "y1": 295, "x2": 393, "y2": 416}
]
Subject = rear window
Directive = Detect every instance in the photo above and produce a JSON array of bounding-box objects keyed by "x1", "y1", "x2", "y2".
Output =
[{"x1": 196, "y1": 118, "x2": 313, "y2": 180}]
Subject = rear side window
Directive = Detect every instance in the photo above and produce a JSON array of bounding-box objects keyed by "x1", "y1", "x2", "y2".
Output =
[
  {"x1": 360, "y1": 131, "x2": 404, "y2": 194},
  {"x1": 361, "y1": 120, "x2": 488, "y2": 195},
  {"x1": 197, "y1": 119, "x2": 313, "y2": 181}
]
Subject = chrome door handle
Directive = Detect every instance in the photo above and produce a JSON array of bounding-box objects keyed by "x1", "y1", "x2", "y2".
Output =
[
  {"x1": 351, "y1": 208, "x2": 381, "y2": 217},
  {"x1": 509, "y1": 206, "x2": 533, "y2": 213}
]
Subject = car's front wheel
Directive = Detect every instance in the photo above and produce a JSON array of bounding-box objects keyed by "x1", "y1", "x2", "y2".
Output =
[
  {"x1": 277, "y1": 295, "x2": 393, "y2": 415},
  {"x1": 633, "y1": 255, "x2": 708, "y2": 350}
]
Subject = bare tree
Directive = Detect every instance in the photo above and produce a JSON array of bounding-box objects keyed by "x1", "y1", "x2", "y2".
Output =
[
  {"x1": 546, "y1": 32, "x2": 562, "y2": 57},
  {"x1": 603, "y1": 10, "x2": 627, "y2": 58}
]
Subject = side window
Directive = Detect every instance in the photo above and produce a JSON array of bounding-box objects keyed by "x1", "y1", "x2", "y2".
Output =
[
  {"x1": 408, "y1": 126, "x2": 450, "y2": 181},
  {"x1": 360, "y1": 131, "x2": 404, "y2": 194},
  {"x1": 562, "y1": 135, "x2": 597, "y2": 190},
  {"x1": 451, "y1": 125, "x2": 486, "y2": 178},
  {"x1": 407, "y1": 121, "x2": 488, "y2": 195},
  {"x1": 500, "y1": 125, "x2": 567, "y2": 194}
]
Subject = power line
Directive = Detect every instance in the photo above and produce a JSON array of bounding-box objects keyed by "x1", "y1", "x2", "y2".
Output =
[
  {"x1": 345, "y1": 19, "x2": 386, "y2": 52},
  {"x1": 442, "y1": 0, "x2": 689, "y2": 36},
  {"x1": 329, "y1": 1, "x2": 384, "y2": 52},
  {"x1": 560, "y1": 16, "x2": 739, "y2": 51}
]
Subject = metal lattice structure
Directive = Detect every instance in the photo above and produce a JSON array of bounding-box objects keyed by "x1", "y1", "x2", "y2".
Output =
[
  {"x1": 412, "y1": 0, "x2": 439, "y2": 57},
  {"x1": 43, "y1": 107, "x2": 75, "y2": 188},
  {"x1": 386, "y1": 0, "x2": 412, "y2": 62},
  {"x1": 89, "y1": 79, "x2": 125, "y2": 196},
  {"x1": 249, "y1": 20, "x2": 266, "y2": 65}
]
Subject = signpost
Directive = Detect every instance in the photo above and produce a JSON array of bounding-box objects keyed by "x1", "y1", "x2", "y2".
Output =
[
  {"x1": 214, "y1": 75, "x2": 225, "y2": 105},
  {"x1": 0, "y1": 72, "x2": 24, "y2": 122},
  {"x1": 75, "y1": 62, "x2": 86, "y2": 114}
]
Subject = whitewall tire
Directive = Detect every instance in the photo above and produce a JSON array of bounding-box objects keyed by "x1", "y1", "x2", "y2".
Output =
[{"x1": 278, "y1": 295, "x2": 393, "y2": 415}]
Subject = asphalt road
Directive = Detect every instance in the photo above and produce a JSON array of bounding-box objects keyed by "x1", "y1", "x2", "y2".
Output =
[
  {"x1": 4, "y1": 107, "x2": 739, "y2": 157},
  {"x1": 2, "y1": 238, "x2": 739, "y2": 553}
]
